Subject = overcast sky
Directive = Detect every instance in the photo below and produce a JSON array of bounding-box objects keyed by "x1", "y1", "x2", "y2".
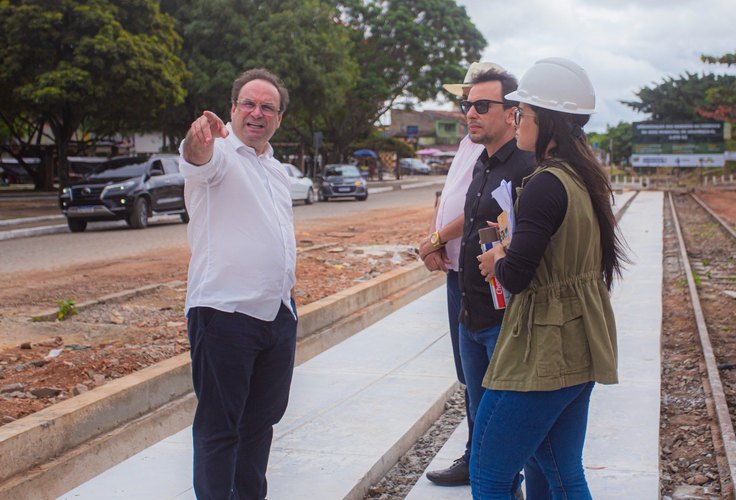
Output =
[{"x1": 428, "y1": 0, "x2": 736, "y2": 133}]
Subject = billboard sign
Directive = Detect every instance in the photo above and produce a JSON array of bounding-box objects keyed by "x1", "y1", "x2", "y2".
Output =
[{"x1": 631, "y1": 122, "x2": 725, "y2": 167}]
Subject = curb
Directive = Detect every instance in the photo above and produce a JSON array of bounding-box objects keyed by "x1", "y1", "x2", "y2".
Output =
[
  {"x1": 0, "y1": 214, "x2": 64, "y2": 227},
  {"x1": 368, "y1": 179, "x2": 445, "y2": 195},
  {"x1": 0, "y1": 261, "x2": 445, "y2": 498},
  {"x1": 0, "y1": 224, "x2": 69, "y2": 241}
]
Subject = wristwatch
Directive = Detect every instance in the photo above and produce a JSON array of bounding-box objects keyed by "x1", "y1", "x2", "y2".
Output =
[{"x1": 430, "y1": 230, "x2": 445, "y2": 249}]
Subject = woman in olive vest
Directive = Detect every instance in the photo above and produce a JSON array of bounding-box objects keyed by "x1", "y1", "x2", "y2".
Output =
[{"x1": 473, "y1": 57, "x2": 628, "y2": 499}]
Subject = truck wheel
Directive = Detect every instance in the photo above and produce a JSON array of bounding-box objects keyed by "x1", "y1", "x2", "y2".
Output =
[
  {"x1": 128, "y1": 197, "x2": 149, "y2": 229},
  {"x1": 67, "y1": 219, "x2": 87, "y2": 233}
]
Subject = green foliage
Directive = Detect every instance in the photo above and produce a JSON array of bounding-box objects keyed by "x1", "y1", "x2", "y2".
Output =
[
  {"x1": 621, "y1": 72, "x2": 736, "y2": 122},
  {"x1": 702, "y1": 51, "x2": 736, "y2": 67},
  {"x1": 588, "y1": 122, "x2": 632, "y2": 166},
  {"x1": 160, "y1": 0, "x2": 356, "y2": 148},
  {"x1": 691, "y1": 271, "x2": 702, "y2": 287},
  {"x1": 699, "y1": 50, "x2": 736, "y2": 122},
  {"x1": 322, "y1": 0, "x2": 486, "y2": 160},
  {"x1": 56, "y1": 298, "x2": 78, "y2": 321},
  {"x1": 2, "y1": 0, "x2": 486, "y2": 173},
  {"x1": 0, "y1": 0, "x2": 187, "y2": 186}
]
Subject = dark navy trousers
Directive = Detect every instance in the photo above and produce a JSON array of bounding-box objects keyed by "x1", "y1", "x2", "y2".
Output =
[{"x1": 187, "y1": 302, "x2": 297, "y2": 500}]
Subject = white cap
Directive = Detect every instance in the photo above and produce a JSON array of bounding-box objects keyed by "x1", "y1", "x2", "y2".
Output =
[
  {"x1": 505, "y1": 57, "x2": 596, "y2": 114},
  {"x1": 443, "y1": 61, "x2": 506, "y2": 96}
]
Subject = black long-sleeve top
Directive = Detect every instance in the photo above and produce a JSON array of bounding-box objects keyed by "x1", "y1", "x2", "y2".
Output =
[
  {"x1": 458, "y1": 139, "x2": 535, "y2": 332},
  {"x1": 495, "y1": 171, "x2": 568, "y2": 293}
]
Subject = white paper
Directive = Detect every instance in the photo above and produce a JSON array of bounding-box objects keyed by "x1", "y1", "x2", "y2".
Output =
[{"x1": 491, "y1": 180, "x2": 515, "y2": 233}]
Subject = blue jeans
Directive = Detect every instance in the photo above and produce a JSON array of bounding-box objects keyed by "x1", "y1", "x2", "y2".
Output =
[
  {"x1": 447, "y1": 271, "x2": 473, "y2": 463},
  {"x1": 470, "y1": 382, "x2": 595, "y2": 499},
  {"x1": 458, "y1": 322, "x2": 500, "y2": 426},
  {"x1": 187, "y1": 302, "x2": 297, "y2": 500}
]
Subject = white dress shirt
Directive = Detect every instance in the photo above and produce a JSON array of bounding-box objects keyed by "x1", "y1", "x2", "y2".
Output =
[
  {"x1": 179, "y1": 123, "x2": 296, "y2": 321},
  {"x1": 435, "y1": 135, "x2": 484, "y2": 271}
]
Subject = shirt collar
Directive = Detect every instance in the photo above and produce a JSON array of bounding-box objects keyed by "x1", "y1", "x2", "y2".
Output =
[
  {"x1": 224, "y1": 122, "x2": 274, "y2": 159},
  {"x1": 479, "y1": 138, "x2": 518, "y2": 165}
]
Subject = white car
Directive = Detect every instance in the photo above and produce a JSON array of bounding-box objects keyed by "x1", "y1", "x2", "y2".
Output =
[{"x1": 283, "y1": 163, "x2": 316, "y2": 204}]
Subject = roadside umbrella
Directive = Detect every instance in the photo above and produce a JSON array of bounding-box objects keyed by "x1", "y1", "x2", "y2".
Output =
[
  {"x1": 416, "y1": 148, "x2": 442, "y2": 155},
  {"x1": 352, "y1": 149, "x2": 379, "y2": 158}
]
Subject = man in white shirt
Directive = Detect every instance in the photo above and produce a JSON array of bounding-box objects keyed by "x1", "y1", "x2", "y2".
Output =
[
  {"x1": 180, "y1": 68, "x2": 297, "y2": 500},
  {"x1": 418, "y1": 62, "x2": 501, "y2": 487}
]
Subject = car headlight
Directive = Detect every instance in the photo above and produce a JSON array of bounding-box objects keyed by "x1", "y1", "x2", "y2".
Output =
[
  {"x1": 102, "y1": 179, "x2": 137, "y2": 196},
  {"x1": 61, "y1": 187, "x2": 72, "y2": 196}
]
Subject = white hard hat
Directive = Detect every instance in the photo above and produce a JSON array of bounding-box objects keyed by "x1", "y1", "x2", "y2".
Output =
[
  {"x1": 505, "y1": 57, "x2": 596, "y2": 114},
  {"x1": 443, "y1": 61, "x2": 506, "y2": 96}
]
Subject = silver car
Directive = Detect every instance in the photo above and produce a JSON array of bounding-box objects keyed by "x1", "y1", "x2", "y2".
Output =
[{"x1": 283, "y1": 163, "x2": 316, "y2": 204}]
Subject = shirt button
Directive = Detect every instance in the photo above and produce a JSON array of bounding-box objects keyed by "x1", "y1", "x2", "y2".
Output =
[
  {"x1": 486, "y1": 169, "x2": 490, "y2": 173},
  {"x1": 459, "y1": 267, "x2": 463, "y2": 272},
  {"x1": 462, "y1": 292, "x2": 466, "y2": 297},
  {"x1": 476, "y1": 192, "x2": 481, "y2": 197},
  {"x1": 470, "y1": 217, "x2": 474, "y2": 222},
  {"x1": 461, "y1": 242, "x2": 466, "y2": 246}
]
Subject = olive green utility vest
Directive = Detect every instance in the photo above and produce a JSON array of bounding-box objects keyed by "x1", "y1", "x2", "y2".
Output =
[{"x1": 482, "y1": 161, "x2": 618, "y2": 392}]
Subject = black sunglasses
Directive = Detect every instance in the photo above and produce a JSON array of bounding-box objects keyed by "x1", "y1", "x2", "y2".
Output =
[{"x1": 460, "y1": 99, "x2": 506, "y2": 115}]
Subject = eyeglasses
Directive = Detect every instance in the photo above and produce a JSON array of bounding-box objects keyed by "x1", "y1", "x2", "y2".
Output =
[
  {"x1": 460, "y1": 99, "x2": 506, "y2": 115},
  {"x1": 513, "y1": 107, "x2": 535, "y2": 126},
  {"x1": 234, "y1": 99, "x2": 279, "y2": 117}
]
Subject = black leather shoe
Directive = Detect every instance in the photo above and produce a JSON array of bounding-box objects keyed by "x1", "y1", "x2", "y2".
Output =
[{"x1": 426, "y1": 457, "x2": 470, "y2": 486}]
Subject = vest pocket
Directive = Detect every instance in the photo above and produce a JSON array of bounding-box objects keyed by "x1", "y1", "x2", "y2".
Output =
[{"x1": 535, "y1": 298, "x2": 591, "y2": 377}]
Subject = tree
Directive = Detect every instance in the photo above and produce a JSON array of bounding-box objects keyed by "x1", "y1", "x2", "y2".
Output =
[
  {"x1": 323, "y1": 0, "x2": 486, "y2": 161},
  {"x1": 698, "y1": 50, "x2": 736, "y2": 122},
  {"x1": 621, "y1": 72, "x2": 736, "y2": 122},
  {"x1": 589, "y1": 122, "x2": 633, "y2": 167},
  {"x1": 159, "y1": 0, "x2": 357, "y2": 154},
  {"x1": 701, "y1": 50, "x2": 736, "y2": 66},
  {"x1": 0, "y1": 0, "x2": 187, "y2": 189}
]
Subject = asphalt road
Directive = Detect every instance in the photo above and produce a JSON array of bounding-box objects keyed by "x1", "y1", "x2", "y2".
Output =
[{"x1": 1, "y1": 184, "x2": 440, "y2": 274}]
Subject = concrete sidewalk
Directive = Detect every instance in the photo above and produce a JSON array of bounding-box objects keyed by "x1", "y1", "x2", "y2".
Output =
[
  {"x1": 409, "y1": 191, "x2": 663, "y2": 499},
  {"x1": 58, "y1": 190, "x2": 661, "y2": 500},
  {"x1": 60, "y1": 286, "x2": 458, "y2": 500}
]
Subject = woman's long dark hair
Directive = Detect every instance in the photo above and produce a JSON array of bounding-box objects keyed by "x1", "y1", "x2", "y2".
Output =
[{"x1": 532, "y1": 105, "x2": 628, "y2": 290}]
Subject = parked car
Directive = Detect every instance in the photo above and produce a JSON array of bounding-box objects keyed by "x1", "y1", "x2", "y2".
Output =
[
  {"x1": 398, "y1": 158, "x2": 431, "y2": 175},
  {"x1": 0, "y1": 158, "x2": 38, "y2": 185},
  {"x1": 59, "y1": 154, "x2": 187, "y2": 232},
  {"x1": 283, "y1": 163, "x2": 316, "y2": 204},
  {"x1": 317, "y1": 164, "x2": 368, "y2": 201}
]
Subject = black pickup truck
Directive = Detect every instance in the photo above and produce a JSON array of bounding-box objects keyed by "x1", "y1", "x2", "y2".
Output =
[{"x1": 59, "y1": 154, "x2": 188, "y2": 232}]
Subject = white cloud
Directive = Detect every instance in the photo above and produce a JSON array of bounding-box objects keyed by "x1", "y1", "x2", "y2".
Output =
[{"x1": 426, "y1": 0, "x2": 736, "y2": 132}]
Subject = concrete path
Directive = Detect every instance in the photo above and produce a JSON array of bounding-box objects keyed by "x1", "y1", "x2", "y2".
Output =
[
  {"x1": 60, "y1": 286, "x2": 458, "y2": 500},
  {"x1": 58, "y1": 190, "x2": 661, "y2": 500},
  {"x1": 409, "y1": 191, "x2": 663, "y2": 499}
]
